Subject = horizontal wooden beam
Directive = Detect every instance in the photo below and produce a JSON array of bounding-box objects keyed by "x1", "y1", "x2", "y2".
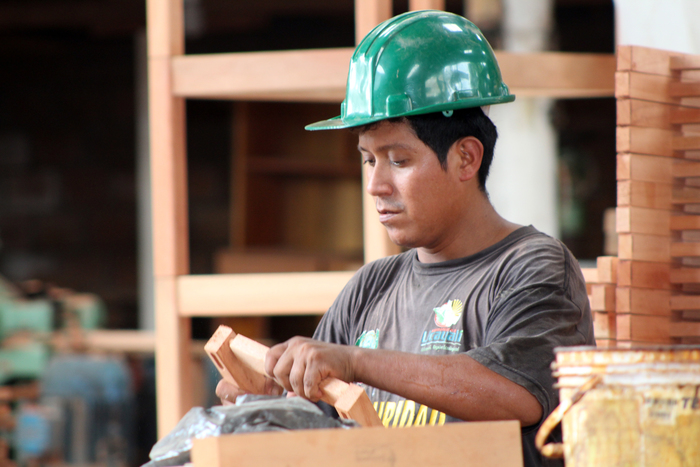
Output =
[
  {"x1": 616, "y1": 206, "x2": 669, "y2": 236},
  {"x1": 177, "y1": 271, "x2": 355, "y2": 316},
  {"x1": 617, "y1": 45, "x2": 679, "y2": 76},
  {"x1": 616, "y1": 287, "x2": 671, "y2": 315},
  {"x1": 617, "y1": 127, "x2": 674, "y2": 158},
  {"x1": 618, "y1": 260, "x2": 671, "y2": 289},
  {"x1": 670, "y1": 55, "x2": 700, "y2": 71},
  {"x1": 171, "y1": 49, "x2": 615, "y2": 102},
  {"x1": 617, "y1": 154, "x2": 672, "y2": 183},
  {"x1": 669, "y1": 321, "x2": 700, "y2": 337},
  {"x1": 671, "y1": 294, "x2": 700, "y2": 310},
  {"x1": 618, "y1": 233, "x2": 670, "y2": 263},
  {"x1": 671, "y1": 215, "x2": 700, "y2": 230},
  {"x1": 671, "y1": 107, "x2": 700, "y2": 124},
  {"x1": 617, "y1": 180, "x2": 672, "y2": 210}
]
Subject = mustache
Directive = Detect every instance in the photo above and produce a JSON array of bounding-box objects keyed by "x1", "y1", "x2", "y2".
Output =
[{"x1": 376, "y1": 199, "x2": 404, "y2": 211}]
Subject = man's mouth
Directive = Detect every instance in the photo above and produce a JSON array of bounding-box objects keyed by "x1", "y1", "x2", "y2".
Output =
[{"x1": 377, "y1": 205, "x2": 401, "y2": 223}]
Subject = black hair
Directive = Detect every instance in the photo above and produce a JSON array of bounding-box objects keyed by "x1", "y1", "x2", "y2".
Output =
[{"x1": 356, "y1": 107, "x2": 498, "y2": 192}]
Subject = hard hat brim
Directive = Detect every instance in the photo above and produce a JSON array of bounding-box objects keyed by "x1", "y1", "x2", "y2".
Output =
[{"x1": 305, "y1": 94, "x2": 515, "y2": 131}]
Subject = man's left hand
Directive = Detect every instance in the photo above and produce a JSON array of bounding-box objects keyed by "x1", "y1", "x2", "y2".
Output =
[{"x1": 264, "y1": 337, "x2": 357, "y2": 401}]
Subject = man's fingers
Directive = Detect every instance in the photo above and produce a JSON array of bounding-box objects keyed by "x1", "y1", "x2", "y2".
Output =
[
  {"x1": 265, "y1": 341, "x2": 288, "y2": 378},
  {"x1": 216, "y1": 379, "x2": 245, "y2": 405}
]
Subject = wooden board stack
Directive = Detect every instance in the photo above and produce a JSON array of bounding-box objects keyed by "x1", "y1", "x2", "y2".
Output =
[
  {"x1": 615, "y1": 45, "x2": 700, "y2": 346},
  {"x1": 582, "y1": 257, "x2": 619, "y2": 348}
]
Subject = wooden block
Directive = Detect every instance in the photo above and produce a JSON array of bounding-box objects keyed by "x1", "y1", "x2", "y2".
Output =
[
  {"x1": 616, "y1": 314, "x2": 671, "y2": 342},
  {"x1": 408, "y1": 0, "x2": 445, "y2": 9},
  {"x1": 617, "y1": 127, "x2": 674, "y2": 157},
  {"x1": 228, "y1": 334, "x2": 383, "y2": 427},
  {"x1": 617, "y1": 154, "x2": 672, "y2": 183},
  {"x1": 670, "y1": 267, "x2": 700, "y2": 284},
  {"x1": 590, "y1": 284, "x2": 616, "y2": 312},
  {"x1": 204, "y1": 326, "x2": 270, "y2": 394},
  {"x1": 617, "y1": 98, "x2": 677, "y2": 129},
  {"x1": 671, "y1": 107, "x2": 700, "y2": 124},
  {"x1": 671, "y1": 242, "x2": 700, "y2": 257},
  {"x1": 616, "y1": 287, "x2": 671, "y2": 316},
  {"x1": 669, "y1": 321, "x2": 700, "y2": 338},
  {"x1": 672, "y1": 159, "x2": 700, "y2": 178},
  {"x1": 617, "y1": 233, "x2": 670, "y2": 262},
  {"x1": 596, "y1": 256, "x2": 619, "y2": 284},
  {"x1": 670, "y1": 55, "x2": 700, "y2": 71},
  {"x1": 671, "y1": 294, "x2": 700, "y2": 310},
  {"x1": 673, "y1": 135, "x2": 700, "y2": 151},
  {"x1": 616, "y1": 207, "x2": 670, "y2": 236},
  {"x1": 615, "y1": 71, "x2": 677, "y2": 105},
  {"x1": 618, "y1": 180, "x2": 672, "y2": 209},
  {"x1": 595, "y1": 338, "x2": 617, "y2": 348},
  {"x1": 670, "y1": 81, "x2": 700, "y2": 98},
  {"x1": 581, "y1": 267, "x2": 598, "y2": 284},
  {"x1": 593, "y1": 311, "x2": 616, "y2": 338},
  {"x1": 617, "y1": 260, "x2": 672, "y2": 289},
  {"x1": 617, "y1": 45, "x2": 678, "y2": 76},
  {"x1": 192, "y1": 421, "x2": 524, "y2": 467}
]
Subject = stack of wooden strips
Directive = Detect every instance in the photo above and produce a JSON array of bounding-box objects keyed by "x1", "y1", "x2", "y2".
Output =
[
  {"x1": 614, "y1": 45, "x2": 700, "y2": 346},
  {"x1": 582, "y1": 257, "x2": 618, "y2": 348}
]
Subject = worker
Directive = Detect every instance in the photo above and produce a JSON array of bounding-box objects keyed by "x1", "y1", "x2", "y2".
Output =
[{"x1": 217, "y1": 10, "x2": 593, "y2": 467}]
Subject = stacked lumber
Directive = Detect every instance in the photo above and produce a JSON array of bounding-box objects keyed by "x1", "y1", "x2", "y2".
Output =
[
  {"x1": 582, "y1": 257, "x2": 618, "y2": 348},
  {"x1": 615, "y1": 45, "x2": 700, "y2": 346}
]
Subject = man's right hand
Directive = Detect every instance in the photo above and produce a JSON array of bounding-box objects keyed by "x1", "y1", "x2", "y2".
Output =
[{"x1": 215, "y1": 377, "x2": 285, "y2": 405}]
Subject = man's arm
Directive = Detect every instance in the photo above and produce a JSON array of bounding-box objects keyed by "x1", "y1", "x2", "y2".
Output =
[{"x1": 265, "y1": 337, "x2": 543, "y2": 427}]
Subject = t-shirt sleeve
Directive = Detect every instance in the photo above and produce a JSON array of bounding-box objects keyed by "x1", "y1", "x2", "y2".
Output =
[
  {"x1": 465, "y1": 241, "x2": 594, "y2": 429},
  {"x1": 313, "y1": 269, "x2": 364, "y2": 346}
]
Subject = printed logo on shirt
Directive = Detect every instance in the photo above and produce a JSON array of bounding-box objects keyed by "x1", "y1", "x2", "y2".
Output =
[
  {"x1": 420, "y1": 299, "x2": 464, "y2": 353},
  {"x1": 372, "y1": 399, "x2": 446, "y2": 427},
  {"x1": 355, "y1": 329, "x2": 380, "y2": 349}
]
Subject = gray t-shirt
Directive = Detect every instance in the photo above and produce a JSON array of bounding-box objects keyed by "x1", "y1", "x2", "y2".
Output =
[{"x1": 313, "y1": 225, "x2": 594, "y2": 467}]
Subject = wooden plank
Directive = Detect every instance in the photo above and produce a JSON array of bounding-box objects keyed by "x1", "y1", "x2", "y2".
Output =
[
  {"x1": 617, "y1": 260, "x2": 671, "y2": 289},
  {"x1": 672, "y1": 159, "x2": 700, "y2": 178},
  {"x1": 593, "y1": 311, "x2": 616, "y2": 339},
  {"x1": 146, "y1": 0, "x2": 184, "y2": 57},
  {"x1": 670, "y1": 82, "x2": 700, "y2": 98},
  {"x1": 617, "y1": 154, "x2": 672, "y2": 183},
  {"x1": 355, "y1": 0, "x2": 392, "y2": 42},
  {"x1": 671, "y1": 242, "x2": 700, "y2": 257},
  {"x1": 581, "y1": 267, "x2": 598, "y2": 284},
  {"x1": 155, "y1": 277, "x2": 193, "y2": 437},
  {"x1": 669, "y1": 321, "x2": 700, "y2": 338},
  {"x1": 670, "y1": 55, "x2": 700, "y2": 71},
  {"x1": 177, "y1": 271, "x2": 355, "y2": 316},
  {"x1": 590, "y1": 284, "x2": 616, "y2": 311},
  {"x1": 617, "y1": 99, "x2": 677, "y2": 129},
  {"x1": 81, "y1": 330, "x2": 156, "y2": 354},
  {"x1": 596, "y1": 256, "x2": 619, "y2": 284},
  {"x1": 229, "y1": 333, "x2": 383, "y2": 427},
  {"x1": 615, "y1": 71, "x2": 676, "y2": 105},
  {"x1": 617, "y1": 180, "x2": 672, "y2": 209},
  {"x1": 671, "y1": 107, "x2": 700, "y2": 124},
  {"x1": 673, "y1": 135, "x2": 700, "y2": 151},
  {"x1": 616, "y1": 314, "x2": 671, "y2": 342},
  {"x1": 616, "y1": 127, "x2": 674, "y2": 157},
  {"x1": 617, "y1": 45, "x2": 679, "y2": 76},
  {"x1": 616, "y1": 206, "x2": 669, "y2": 236},
  {"x1": 670, "y1": 268, "x2": 700, "y2": 284},
  {"x1": 671, "y1": 294, "x2": 700, "y2": 310},
  {"x1": 595, "y1": 338, "x2": 617, "y2": 348},
  {"x1": 409, "y1": 0, "x2": 445, "y2": 9},
  {"x1": 617, "y1": 233, "x2": 670, "y2": 262},
  {"x1": 616, "y1": 287, "x2": 671, "y2": 315},
  {"x1": 192, "y1": 421, "x2": 524, "y2": 467}
]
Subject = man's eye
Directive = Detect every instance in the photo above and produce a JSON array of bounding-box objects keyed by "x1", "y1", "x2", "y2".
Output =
[
  {"x1": 391, "y1": 160, "x2": 405, "y2": 166},
  {"x1": 363, "y1": 159, "x2": 375, "y2": 166}
]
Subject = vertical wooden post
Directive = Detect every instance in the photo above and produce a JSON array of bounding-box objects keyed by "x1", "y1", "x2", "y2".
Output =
[
  {"x1": 409, "y1": 0, "x2": 445, "y2": 10},
  {"x1": 355, "y1": 0, "x2": 401, "y2": 263},
  {"x1": 147, "y1": 0, "x2": 192, "y2": 437}
]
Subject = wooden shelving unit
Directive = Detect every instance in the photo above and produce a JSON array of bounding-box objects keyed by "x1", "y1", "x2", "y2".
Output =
[{"x1": 147, "y1": 0, "x2": 616, "y2": 436}]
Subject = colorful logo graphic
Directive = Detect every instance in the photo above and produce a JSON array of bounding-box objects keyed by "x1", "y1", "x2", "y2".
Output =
[
  {"x1": 433, "y1": 299, "x2": 464, "y2": 328},
  {"x1": 355, "y1": 329, "x2": 379, "y2": 349}
]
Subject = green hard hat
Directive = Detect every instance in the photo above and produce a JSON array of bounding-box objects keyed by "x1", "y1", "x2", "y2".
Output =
[{"x1": 306, "y1": 10, "x2": 514, "y2": 131}]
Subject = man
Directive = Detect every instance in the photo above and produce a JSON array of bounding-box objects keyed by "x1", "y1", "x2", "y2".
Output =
[{"x1": 217, "y1": 10, "x2": 593, "y2": 467}]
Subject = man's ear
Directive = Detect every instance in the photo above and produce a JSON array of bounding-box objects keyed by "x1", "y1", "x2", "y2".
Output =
[{"x1": 453, "y1": 136, "x2": 483, "y2": 182}]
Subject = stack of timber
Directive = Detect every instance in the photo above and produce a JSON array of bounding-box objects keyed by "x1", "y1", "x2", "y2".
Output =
[
  {"x1": 582, "y1": 257, "x2": 619, "y2": 348},
  {"x1": 616, "y1": 45, "x2": 700, "y2": 345}
]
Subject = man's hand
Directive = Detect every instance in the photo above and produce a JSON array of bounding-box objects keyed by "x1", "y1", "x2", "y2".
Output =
[
  {"x1": 264, "y1": 337, "x2": 357, "y2": 401},
  {"x1": 215, "y1": 376, "x2": 284, "y2": 405}
]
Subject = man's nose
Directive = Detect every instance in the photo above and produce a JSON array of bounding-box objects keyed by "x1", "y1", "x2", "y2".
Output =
[{"x1": 365, "y1": 163, "x2": 393, "y2": 197}]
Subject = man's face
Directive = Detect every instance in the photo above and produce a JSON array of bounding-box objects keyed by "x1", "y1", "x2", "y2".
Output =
[{"x1": 358, "y1": 120, "x2": 466, "y2": 250}]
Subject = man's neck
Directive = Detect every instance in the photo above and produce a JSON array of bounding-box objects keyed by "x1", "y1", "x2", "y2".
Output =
[{"x1": 416, "y1": 196, "x2": 521, "y2": 264}]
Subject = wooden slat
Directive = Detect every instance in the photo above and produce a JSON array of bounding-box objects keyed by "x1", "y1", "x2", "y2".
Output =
[
  {"x1": 671, "y1": 242, "x2": 700, "y2": 257},
  {"x1": 616, "y1": 206, "x2": 669, "y2": 236},
  {"x1": 673, "y1": 135, "x2": 700, "y2": 151},
  {"x1": 670, "y1": 82, "x2": 700, "y2": 98},
  {"x1": 670, "y1": 55, "x2": 700, "y2": 71},
  {"x1": 616, "y1": 287, "x2": 671, "y2": 315},
  {"x1": 616, "y1": 314, "x2": 671, "y2": 342},
  {"x1": 670, "y1": 267, "x2": 700, "y2": 284},
  {"x1": 617, "y1": 154, "x2": 672, "y2": 183},
  {"x1": 671, "y1": 107, "x2": 700, "y2": 124},
  {"x1": 672, "y1": 160, "x2": 700, "y2": 178},
  {"x1": 192, "y1": 421, "x2": 524, "y2": 467},
  {"x1": 618, "y1": 260, "x2": 672, "y2": 289},
  {"x1": 617, "y1": 99, "x2": 678, "y2": 129},
  {"x1": 409, "y1": 0, "x2": 445, "y2": 9},
  {"x1": 616, "y1": 127, "x2": 674, "y2": 157},
  {"x1": 671, "y1": 294, "x2": 700, "y2": 310},
  {"x1": 615, "y1": 71, "x2": 676, "y2": 105},
  {"x1": 355, "y1": 0, "x2": 392, "y2": 42},
  {"x1": 590, "y1": 284, "x2": 616, "y2": 311},
  {"x1": 177, "y1": 272, "x2": 355, "y2": 316},
  {"x1": 581, "y1": 267, "x2": 598, "y2": 284},
  {"x1": 593, "y1": 311, "x2": 616, "y2": 339},
  {"x1": 617, "y1": 180, "x2": 672, "y2": 209},
  {"x1": 597, "y1": 256, "x2": 619, "y2": 284},
  {"x1": 617, "y1": 45, "x2": 679, "y2": 76},
  {"x1": 617, "y1": 233, "x2": 670, "y2": 262},
  {"x1": 669, "y1": 321, "x2": 700, "y2": 338}
]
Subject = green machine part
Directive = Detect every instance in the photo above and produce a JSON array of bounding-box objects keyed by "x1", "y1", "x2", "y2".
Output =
[
  {"x1": 0, "y1": 342, "x2": 50, "y2": 385},
  {"x1": 0, "y1": 299, "x2": 54, "y2": 339}
]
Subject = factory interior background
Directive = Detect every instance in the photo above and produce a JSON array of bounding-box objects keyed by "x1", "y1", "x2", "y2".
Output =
[{"x1": 0, "y1": 0, "x2": 696, "y2": 465}]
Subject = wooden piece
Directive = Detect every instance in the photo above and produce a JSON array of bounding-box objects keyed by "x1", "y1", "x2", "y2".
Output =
[
  {"x1": 671, "y1": 242, "x2": 700, "y2": 257},
  {"x1": 669, "y1": 322, "x2": 700, "y2": 338},
  {"x1": 228, "y1": 333, "x2": 383, "y2": 427},
  {"x1": 671, "y1": 107, "x2": 700, "y2": 124},
  {"x1": 617, "y1": 99, "x2": 677, "y2": 129},
  {"x1": 205, "y1": 326, "x2": 271, "y2": 394},
  {"x1": 670, "y1": 55, "x2": 700, "y2": 71},
  {"x1": 580, "y1": 267, "x2": 598, "y2": 284},
  {"x1": 673, "y1": 135, "x2": 700, "y2": 151},
  {"x1": 615, "y1": 71, "x2": 677, "y2": 105},
  {"x1": 616, "y1": 287, "x2": 671, "y2": 315},
  {"x1": 617, "y1": 233, "x2": 670, "y2": 262},
  {"x1": 616, "y1": 206, "x2": 669, "y2": 236},
  {"x1": 672, "y1": 160, "x2": 700, "y2": 178},
  {"x1": 409, "y1": 0, "x2": 445, "y2": 10},
  {"x1": 177, "y1": 271, "x2": 354, "y2": 316},
  {"x1": 617, "y1": 154, "x2": 672, "y2": 183},
  {"x1": 355, "y1": 0, "x2": 392, "y2": 42},
  {"x1": 671, "y1": 294, "x2": 700, "y2": 310},
  {"x1": 616, "y1": 127, "x2": 674, "y2": 157},
  {"x1": 192, "y1": 421, "x2": 524, "y2": 467},
  {"x1": 670, "y1": 82, "x2": 700, "y2": 98},
  {"x1": 617, "y1": 260, "x2": 672, "y2": 289},
  {"x1": 617, "y1": 180, "x2": 672, "y2": 209},
  {"x1": 593, "y1": 311, "x2": 616, "y2": 339},
  {"x1": 590, "y1": 284, "x2": 616, "y2": 312},
  {"x1": 617, "y1": 45, "x2": 679, "y2": 76},
  {"x1": 616, "y1": 314, "x2": 671, "y2": 342},
  {"x1": 670, "y1": 267, "x2": 700, "y2": 284},
  {"x1": 596, "y1": 256, "x2": 619, "y2": 284}
]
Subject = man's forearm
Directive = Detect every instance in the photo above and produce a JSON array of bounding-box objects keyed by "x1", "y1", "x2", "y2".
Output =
[{"x1": 350, "y1": 347, "x2": 543, "y2": 426}]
